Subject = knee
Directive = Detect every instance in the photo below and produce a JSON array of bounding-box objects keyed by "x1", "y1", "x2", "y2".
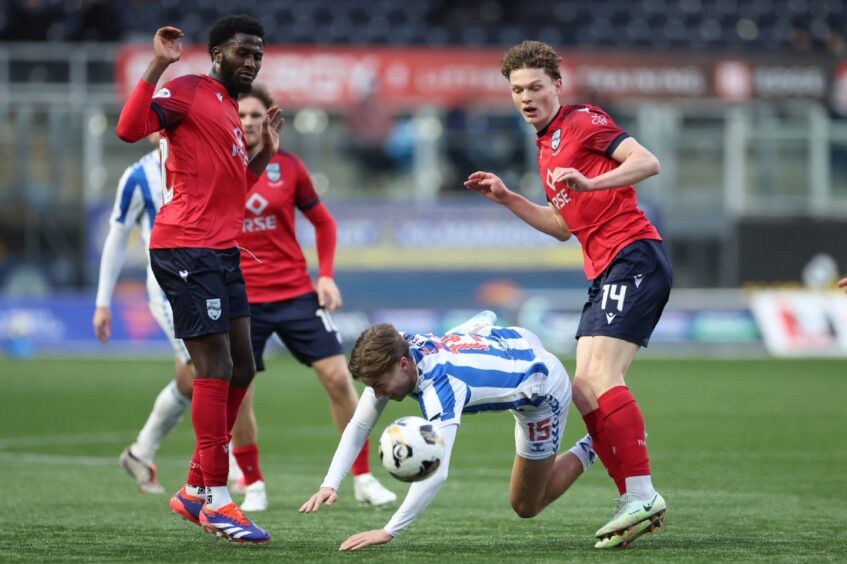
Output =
[
  {"x1": 318, "y1": 366, "x2": 354, "y2": 400},
  {"x1": 231, "y1": 358, "x2": 256, "y2": 388},
  {"x1": 511, "y1": 500, "x2": 542, "y2": 519}
]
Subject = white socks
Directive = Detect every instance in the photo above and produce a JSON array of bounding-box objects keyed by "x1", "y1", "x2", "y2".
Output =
[
  {"x1": 185, "y1": 485, "x2": 205, "y2": 498},
  {"x1": 567, "y1": 434, "x2": 596, "y2": 472},
  {"x1": 625, "y1": 475, "x2": 656, "y2": 500},
  {"x1": 132, "y1": 380, "x2": 190, "y2": 464},
  {"x1": 205, "y1": 486, "x2": 234, "y2": 510}
]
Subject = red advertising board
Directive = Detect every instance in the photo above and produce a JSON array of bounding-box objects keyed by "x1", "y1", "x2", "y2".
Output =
[{"x1": 115, "y1": 45, "x2": 836, "y2": 109}]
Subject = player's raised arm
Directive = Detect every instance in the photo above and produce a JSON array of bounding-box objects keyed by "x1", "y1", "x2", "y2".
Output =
[
  {"x1": 338, "y1": 423, "x2": 459, "y2": 551},
  {"x1": 247, "y1": 105, "x2": 284, "y2": 177},
  {"x1": 116, "y1": 27, "x2": 184, "y2": 142},
  {"x1": 465, "y1": 171, "x2": 570, "y2": 241},
  {"x1": 299, "y1": 387, "x2": 388, "y2": 512}
]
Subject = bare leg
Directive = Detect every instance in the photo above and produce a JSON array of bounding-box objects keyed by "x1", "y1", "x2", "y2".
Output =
[
  {"x1": 312, "y1": 354, "x2": 359, "y2": 432},
  {"x1": 508, "y1": 454, "x2": 556, "y2": 518},
  {"x1": 174, "y1": 358, "x2": 195, "y2": 398}
]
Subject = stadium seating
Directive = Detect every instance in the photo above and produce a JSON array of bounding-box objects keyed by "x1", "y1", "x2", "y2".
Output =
[{"x1": 1, "y1": 0, "x2": 843, "y2": 54}]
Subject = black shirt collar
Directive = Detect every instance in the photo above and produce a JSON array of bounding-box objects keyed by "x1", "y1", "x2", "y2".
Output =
[{"x1": 536, "y1": 106, "x2": 563, "y2": 138}]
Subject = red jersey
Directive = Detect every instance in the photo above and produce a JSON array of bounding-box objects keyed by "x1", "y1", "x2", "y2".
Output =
[
  {"x1": 148, "y1": 75, "x2": 257, "y2": 250},
  {"x1": 239, "y1": 150, "x2": 323, "y2": 303},
  {"x1": 536, "y1": 105, "x2": 661, "y2": 280}
]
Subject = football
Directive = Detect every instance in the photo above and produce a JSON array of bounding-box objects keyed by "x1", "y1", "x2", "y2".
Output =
[{"x1": 378, "y1": 416, "x2": 445, "y2": 483}]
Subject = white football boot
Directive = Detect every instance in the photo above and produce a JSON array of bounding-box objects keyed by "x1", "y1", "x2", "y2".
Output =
[
  {"x1": 239, "y1": 480, "x2": 268, "y2": 512},
  {"x1": 353, "y1": 473, "x2": 397, "y2": 507},
  {"x1": 594, "y1": 492, "x2": 667, "y2": 549},
  {"x1": 119, "y1": 446, "x2": 165, "y2": 494},
  {"x1": 446, "y1": 310, "x2": 497, "y2": 334}
]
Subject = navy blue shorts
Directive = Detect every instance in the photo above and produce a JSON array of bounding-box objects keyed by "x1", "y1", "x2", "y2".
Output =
[
  {"x1": 575, "y1": 239, "x2": 672, "y2": 347},
  {"x1": 149, "y1": 247, "x2": 250, "y2": 339},
  {"x1": 250, "y1": 292, "x2": 343, "y2": 371}
]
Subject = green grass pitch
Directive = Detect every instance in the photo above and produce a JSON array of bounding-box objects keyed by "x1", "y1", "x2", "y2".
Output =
[{"x1": 1, "y1": 356, "x2": 845, "y2": 562}]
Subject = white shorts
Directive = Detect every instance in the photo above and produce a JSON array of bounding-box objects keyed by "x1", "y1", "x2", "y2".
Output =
[
  {"x1": 511, "y1": 345, "x2": 571, "y2": 460},
  {"x1": 148, "y1": 288, "x2": 191, "y2": 364}
]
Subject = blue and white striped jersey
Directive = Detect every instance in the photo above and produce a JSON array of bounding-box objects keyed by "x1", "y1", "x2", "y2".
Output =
[
  {"x1": 405, "y1": 326, "x2": 553, "y2": 425},
  {"x1": 108, "y1": 149, "x2": 162, "y2": 299}
]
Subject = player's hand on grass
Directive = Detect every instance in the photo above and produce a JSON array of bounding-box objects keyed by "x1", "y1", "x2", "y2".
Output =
[
  {"x1": 316, "y1": 277, "x2": 342, "y2": 312},
  {"x1": 93, "y1": 306, "x2": 112, "y2": 345},
  {"x1": 262, "y1": 105, "x2": 285, "y2": 154},
  {"x1": 550, "y1": 167, "x2": 594, "y2": 192},
  {"x1": 298, "y1": 487, "x2": 337, "y2": 513},
  {"x1": 152, "y1": 27, "x2": 184, "y2": 66},
  {"x1": 464, "y1": 171, "x2": 515, "y2": 205},
  {"x1": 339, "y1": 529, "x2": 393, "y2": 551}
]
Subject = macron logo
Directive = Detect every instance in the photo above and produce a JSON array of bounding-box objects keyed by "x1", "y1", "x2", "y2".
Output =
[
  {"x1": 215, "y1": 92, "x2": 223, "y2": 103},
  {"x1": 605, "y1": 313, "x2": 616, "y2": 324},
  {"x1": 634, "y1": 274, "x2": 644, "y2": 288},
  {"x1": 179, "y1": 270, "x2": 189, "y2": 281}
]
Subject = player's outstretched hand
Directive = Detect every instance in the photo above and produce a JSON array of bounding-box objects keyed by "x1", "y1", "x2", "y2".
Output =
[
  {"x1": 152, "y1": 27, "x2": 184, "y2": 65},
  {"x1": 464, "y1": 171, "x2": 514, "y2": 205},
  {"x1": 339, "y1": 529, "x2": 393, "y2": 551},
  {"x1": 316, "y1": 277, "x2": 342, "y2": 312},
  {"x1": 839, "y1": 277, "x2": 847, "y2": 293},
  {"x1": 299, "y1": 487, "x2": 337, "y2": 513},
  {"x1": 262, "y1": 105, "x2": 285, "y2": 154},
  {"x1": 93, "y1": 306, "x2": 112, "y2": 345},
  {"x1": 550, "y1": 167, "x2": 593, "y2": 192}
]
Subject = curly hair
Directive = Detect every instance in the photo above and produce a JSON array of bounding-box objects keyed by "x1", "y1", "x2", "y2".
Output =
[
  {"x1": 500, "y1": 40, "x2": 562, "y2": 81},
  {"x1": 238, "y1": 83, "x2": 274, "y2": 109},
  {"x1": 207, "y1": 15, "x2": 265, "y2": 59},
  {"x1": 348, "y1": 323, "x2": 411, "y2": 382}
]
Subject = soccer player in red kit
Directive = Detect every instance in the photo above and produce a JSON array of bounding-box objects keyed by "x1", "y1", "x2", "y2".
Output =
[
  {"x1": 465, "y1": 41, "x2": 671, "y2": 549},
  {"x1": 116, "y1": 17, "x2": 283, "y2": 543},
  {"x1": 226, "y1": 85, "x2": 396, "y2": 512}
]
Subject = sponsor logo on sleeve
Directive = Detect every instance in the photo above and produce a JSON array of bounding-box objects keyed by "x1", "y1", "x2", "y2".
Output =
[{"x1": 153, "y1": 88, "x2": 171, "y2": 99}]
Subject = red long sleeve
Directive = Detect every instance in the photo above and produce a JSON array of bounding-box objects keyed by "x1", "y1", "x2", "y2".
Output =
[
  {"x1": 302, "y1": 202, "x2": 337, "y2": 279},
  {"x1": 116, "y1": 79, "x2": 162, "y2": 142}
]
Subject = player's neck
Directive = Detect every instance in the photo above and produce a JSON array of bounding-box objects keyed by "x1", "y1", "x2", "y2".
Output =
[
  {"x1": 535, "y1": 104, "x2": 562, "y2": 135},
  {"x1": 248, "y1": 144, "x2": 262, "y2": 159},
  {"x1": 208, "y1": 70, "x2": 238, "y2": 99}
]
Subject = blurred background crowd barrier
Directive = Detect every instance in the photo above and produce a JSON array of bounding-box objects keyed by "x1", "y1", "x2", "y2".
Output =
[{"x1": 0, "y1": 0, "x2": 846, "y2": 358}]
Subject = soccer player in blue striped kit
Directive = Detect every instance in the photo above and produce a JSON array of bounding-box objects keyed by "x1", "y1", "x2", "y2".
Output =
[{"x1": 300, "y1": 312, "x2": 596, "y2": 551}]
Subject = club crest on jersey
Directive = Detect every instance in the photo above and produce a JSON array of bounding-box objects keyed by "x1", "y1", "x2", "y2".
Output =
[
  {"x1": 266, "y1": 162, "x2": 281, "y2": 183},
  {"x1": 206, "y1": 298, "x2": 222, "y2": 320},
  {"x1": 551, "y1": 129, "x2": 562, "y2": 151}
]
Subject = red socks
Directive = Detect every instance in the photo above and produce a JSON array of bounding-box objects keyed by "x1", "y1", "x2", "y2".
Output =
[
  {"x1": 233, "y1": 443, "x2": 264, "y2": 485},
  {"x1": 226, "y1": 386, "x2": 248, "y2": 440},
  {"x1": 190, "y1": 378, "x2": 230, "y2": 487},
  {"x1": 187, "y1": 444, "x2": 204, "y2": 488},
  {"x1": 597, "y1": 385, "x2": 651, "y2": 484},
  {"x1": 582, "y1": 408, "x2": 626, "y2": 494},
  {"x1": 351, "y1": 438, "x2": 371, "y2": 476}
]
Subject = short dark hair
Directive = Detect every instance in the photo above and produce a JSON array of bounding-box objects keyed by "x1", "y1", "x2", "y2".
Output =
[
  {"x1": 348, "y1": 323, "x2": 410, "y2": 382},
  {"x1": 207, "y1": 15, "x2": 265, "y2": 59},
  {"x1": 501, "y1": 40, "x2": 562, "y2": 81},
  {"x1": 238, "y1": 83, "x2": 274, "y2": 110}
]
